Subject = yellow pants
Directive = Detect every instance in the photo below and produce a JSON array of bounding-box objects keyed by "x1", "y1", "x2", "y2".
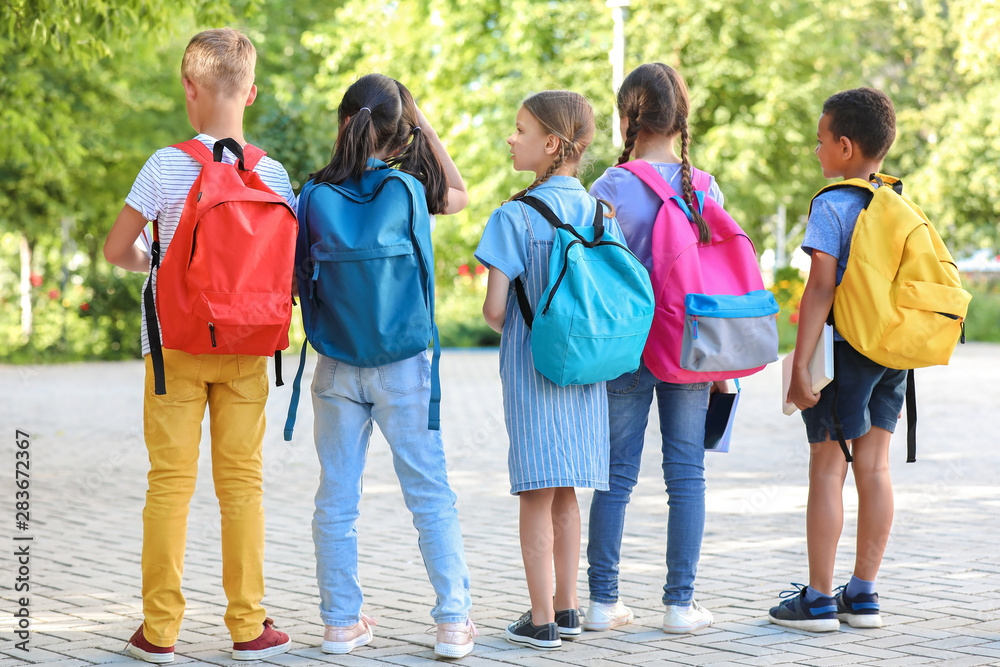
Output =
[{"x1": 141, "y1": 349, "x2": 269, "y2": 646}]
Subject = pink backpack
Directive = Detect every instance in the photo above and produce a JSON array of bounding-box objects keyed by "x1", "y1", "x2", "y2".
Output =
[{"x1": 618, "y1": 160, "x2": 778, "y2": 383}]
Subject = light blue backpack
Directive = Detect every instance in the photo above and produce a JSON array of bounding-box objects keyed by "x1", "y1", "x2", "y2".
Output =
[
  {"x1": 283, "y1": 161, "x2": 440, "y2": 439},
  {"x1": 513, "y1": 195, "x2": 654, "y2": 386}
]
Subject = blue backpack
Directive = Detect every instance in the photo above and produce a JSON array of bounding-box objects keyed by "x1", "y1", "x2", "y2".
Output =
[
  {"x1": 513, "y1": 195, "x2": 655, "y2": 386},
  {"x1": 283, "y1": 162, "x2": 440, "y2": 439}
]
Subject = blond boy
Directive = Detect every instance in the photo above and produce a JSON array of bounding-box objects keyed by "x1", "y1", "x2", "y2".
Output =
[{"x1": 104, "y1": 28, "x2": 295, "y2": 662}]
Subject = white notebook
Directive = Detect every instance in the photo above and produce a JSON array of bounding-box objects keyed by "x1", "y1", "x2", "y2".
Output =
[{"x1": 781, "y1": 324, "x2": 834, "y2": 415}]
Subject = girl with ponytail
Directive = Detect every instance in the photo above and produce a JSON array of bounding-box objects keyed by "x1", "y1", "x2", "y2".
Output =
[
  {"x1": 474, "y1": 91, "x2": 627, "y2": 650},
  {"x1": 305, "y1": 73, "x2": 476, "y2": 659},
  {"x1": 583, "y1": 63, "x2": 726, "y2": 635}
]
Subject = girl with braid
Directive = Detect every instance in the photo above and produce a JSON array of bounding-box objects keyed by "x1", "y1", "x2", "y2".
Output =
[
  {"x1": 475, "y1": 91, "x2": 627, "y2": 650},
  {"x1": 584, "y1": 63, "x2": 727, "y2": 635}
]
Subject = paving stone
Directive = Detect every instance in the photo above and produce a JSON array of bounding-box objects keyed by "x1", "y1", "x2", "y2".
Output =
[{"x1": 1, "y1": 345, "x2": 998, "y2": 665}]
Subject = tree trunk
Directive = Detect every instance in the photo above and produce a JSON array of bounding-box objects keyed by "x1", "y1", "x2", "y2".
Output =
[{"x1": 19, "y1": 234, "x2": 33, "y2": 341}]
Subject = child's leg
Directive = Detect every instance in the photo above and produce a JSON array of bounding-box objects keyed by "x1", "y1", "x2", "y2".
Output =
[
  {"x1": 655, "y1": 381, "x2": 710, "y2": 606},
  {"x1": 369, "y1": 354, "x2": 471, "y2": 625},
  {"x1": 311, "y1": 356, "x2": 377, "y2": 630},
  {"x1": 552, "y1": 487, "x2": 581, "y2": 612},
  {"x1": 141, "y1": 350, "x2": 209, "y2": 646},
  {"x1": 519, "y1": 488, "x2": 556, "y2": 625},
  {"x1": 587, "y1": 365, "x2": 655, "y2": 604},
  {"x1": 208, "y1": 354, "x2": 269, "y2": 643},
  {"x1": 849, "y1": 426, "x2": 893, "y2": 581},
  {"x1": 807, "y1": 440, "x2": 850, "y2": 595}
]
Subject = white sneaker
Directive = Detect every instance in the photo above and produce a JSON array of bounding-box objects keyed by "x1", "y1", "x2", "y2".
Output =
[
  {"x1": 321, "y1": 614, "x2": 376, "y2": 654},
  {"x1": 582, "y1": 600, "x2": 634, "y2": 631},
  {"x1": 662, "y1": 600, "x2": 713, "y2": 634},
  {"x1": 434, "y1": 619, "x2": 478, "y2": 658}
]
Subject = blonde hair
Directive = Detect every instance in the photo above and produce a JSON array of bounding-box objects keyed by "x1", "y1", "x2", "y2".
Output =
[
  {"x1": 506, "y1": 91, "x2": 598, "y2": 203},
  {"x1": 181, "y1": 28, "x2": 256, "y2": 98}
]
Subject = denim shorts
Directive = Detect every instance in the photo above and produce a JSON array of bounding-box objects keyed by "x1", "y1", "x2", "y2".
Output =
[{"x1": 801, "y1": 341, "x2": 907, "y2": 444}]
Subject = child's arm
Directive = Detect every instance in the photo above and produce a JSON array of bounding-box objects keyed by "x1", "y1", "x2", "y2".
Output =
[
  {"x1": 787, "y1": 250, "x2": 838, "y2": 410},
  {"x1": 104, "y1": 205, "x2": 152, "y2": 272},
  {"x1": 415, "y1": 106, "x2": 469, "y2": 215},
  {"x1": 483, "y1": 268, "x2": 510, "y2": 333}
]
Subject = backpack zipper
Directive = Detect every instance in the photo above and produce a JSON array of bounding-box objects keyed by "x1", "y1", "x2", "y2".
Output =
[
  {"x1": 541, "y1": 238, "x2": 635, "y2": 315},
  {"x1": 960, "y1": 321, "x2": 966, "y2": 344},
  {"x1": 209, "y1": 322, "x2": 217, "y2": 347},
  {"x1": 693, "y1": 315, "x2": 699, "y2": 339}
]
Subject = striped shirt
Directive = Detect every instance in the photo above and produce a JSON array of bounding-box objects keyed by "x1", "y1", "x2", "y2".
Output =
[{"x1": 124, "y1": 134, "x2": 297, "y2": 356}]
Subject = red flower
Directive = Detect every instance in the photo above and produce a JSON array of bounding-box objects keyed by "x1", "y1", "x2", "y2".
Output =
[
  {"x1": 48, "y1": 289, "x2": 60, "y2": 300},
  {"x1": 80, "y1": 302, "x2": 90, "y2": 312},
  {"x1": 474, "y1": 264, "x2": 486, "y2": 275},
  {"x1": 789, "y1": 312, "x2": 799, "y2": 324},
  {"x1": 30, "y1": 273, "x2": 43, "y2": 287},
  {"x1": 458, "y1": 264, "x2": 470, "y2": 276}
]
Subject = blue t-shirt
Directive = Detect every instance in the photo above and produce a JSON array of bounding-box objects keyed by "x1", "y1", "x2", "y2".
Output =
[
  {"x1": 802, "y1": 185, "x2": 876, "y2": 341},
  {"x1": 801, "y1": 186, "x2": 876, "y2": 285},
  {"x1": 475, "y1": 175, "x2": 626, "y2": 281},
  {"x1": 589, "y1": 162, "x2": 724, "y2": 273}
]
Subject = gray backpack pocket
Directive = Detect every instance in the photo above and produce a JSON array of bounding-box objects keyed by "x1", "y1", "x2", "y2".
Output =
[{"x1": 679, "y1": 290, "x2": 779, "y2": 373}]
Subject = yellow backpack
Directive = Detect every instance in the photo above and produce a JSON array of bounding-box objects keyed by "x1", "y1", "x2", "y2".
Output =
[
  {"x1": 809, "y1": 173, "x2": 972, "y2": 463},
  {"x1": 811, "y1": 173, "x2": 971, "y2": 369}
]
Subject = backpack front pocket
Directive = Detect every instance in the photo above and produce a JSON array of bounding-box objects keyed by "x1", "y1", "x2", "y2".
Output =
[
  {"x1": 187, "y1": 291, "x2": 292, "y2": 354},
  {"x1": 679, "y1": 291, "x2": 779, "y2": 373},
  {"x1": 876, "y1": 280, "x2": 971, "y2": 367}
]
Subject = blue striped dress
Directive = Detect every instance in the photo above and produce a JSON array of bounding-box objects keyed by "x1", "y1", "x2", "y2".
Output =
[{"x1": 476, "y1": 176, "x2": 617, "y2": 494}]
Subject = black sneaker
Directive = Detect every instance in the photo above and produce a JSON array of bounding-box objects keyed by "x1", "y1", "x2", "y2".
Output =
[
  {"x1": 554, "y1": 609, "x2": 581, "y2": 639},
  {"x1": 835, "y1": 585, "x2": 882, "y2": 628},
  {"x1": 505, "y1": 611, "x2": 561, "y2": 650},
  {"x1": 768, "y1": 583, "x2": 840, "y2": 632}
]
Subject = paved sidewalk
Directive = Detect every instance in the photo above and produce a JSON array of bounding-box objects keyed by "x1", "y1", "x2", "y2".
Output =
[{"x1": 1, "y1": 344, "x2": 998, "y2": 666}]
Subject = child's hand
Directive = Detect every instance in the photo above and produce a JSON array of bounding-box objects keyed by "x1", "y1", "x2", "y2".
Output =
[
  {"x1": 414, "y1": 104, "x2": 430, "y2": 132},
  {"x1": 787, "y1": 366, "x2": 821, "y2": 411},
  {"x1": 710, "y1": 380, "x2": 732, "y2": 394}
]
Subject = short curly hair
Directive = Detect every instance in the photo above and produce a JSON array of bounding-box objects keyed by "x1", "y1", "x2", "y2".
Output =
[{"x1": 822, "y1": 88, "x2": 896, "y2": 161}]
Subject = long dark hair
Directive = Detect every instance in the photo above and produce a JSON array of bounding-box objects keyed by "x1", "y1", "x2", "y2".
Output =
[
  {"x1": 310, "y1": 73, "x2": 449, "y2": 214},
  {"x1": 385, "y1": 81, "x2": 448, "y2": 214},
  {"x1": 617, "y1": 63, "x2": 710, "y2": 244}
]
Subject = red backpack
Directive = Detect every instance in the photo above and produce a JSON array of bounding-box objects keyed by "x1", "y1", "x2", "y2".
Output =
[{"x1": 144, "y1": 137, "x2": 298, "y2": 394}]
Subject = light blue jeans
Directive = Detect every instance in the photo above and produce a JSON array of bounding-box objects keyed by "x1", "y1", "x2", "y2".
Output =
[
  {"x1": 311, "y1": 351, "x2": 471, "y2": 626},
  {"x1": 587, "y1": 360, "x2": 710, "y2": 606}
]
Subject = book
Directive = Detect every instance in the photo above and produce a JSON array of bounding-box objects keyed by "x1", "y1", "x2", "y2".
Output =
[
  {"x1": 781, "y1": 324, "x2": 834, "y2": 415},
  {"x1": 705, "y1": 383, "x2": 740, "y2": 453}
]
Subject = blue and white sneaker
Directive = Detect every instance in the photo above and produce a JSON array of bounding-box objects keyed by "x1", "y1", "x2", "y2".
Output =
[
  {"x1": 835, "y1": 585, "x2": 882, "y2": 628},
  {"x1": 768, "y1": 584, "x2": 840, "y2": 632}
]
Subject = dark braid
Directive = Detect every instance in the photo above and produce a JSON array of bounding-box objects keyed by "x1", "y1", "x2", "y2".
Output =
[
  {"x1": 617, "y1": 116, "x2": 639, "y2": 165},
  {"x1": 679, "y1": 121, "x2": 710, "y2": 244}
]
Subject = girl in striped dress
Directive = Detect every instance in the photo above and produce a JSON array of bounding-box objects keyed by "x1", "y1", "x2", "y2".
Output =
[{"x1": 474, "y1": 91, "x2": 624, "y2": 650}]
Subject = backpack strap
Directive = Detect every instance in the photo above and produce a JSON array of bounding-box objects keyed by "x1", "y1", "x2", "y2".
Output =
[
  {"x1": 619, "y1": 159, "x2": 706, "y2": 224},
  {"x1": 282, "y1": 343, "x2": 309, "y2": 441},
  {"x1": 828, "y1": 345, "x2": 854, "y2": 463},
  {"x1": 829, "y1": 350, "x2": 918, "y2": 464},
  {"x1": 808, "y1": 178, "x2": 876, "y2": 218},
  {"x1": 618, "y1": 159, "x2": 681, "y2": 201},
  {"x1": 512, "y1": 196, "x2": 605, "y2": 328},
  {"x1": 905, "y1": 369, "x2": 916, "y2": 462},
  {"x1": 283, "y1": 182, "x2": 319, "y2": 441},
  {"x1": 172, "y1": 138, "x2": 266, "y2": 170},
  {"x1": 388, "y1": 171, "x2": 442, "y2": 431},
  {"x1": 691, "y1": 168, "x2": 712, "y2": 193},
  {"x1": 143, "y1": 242, "x2": 167, "y2": 395}
]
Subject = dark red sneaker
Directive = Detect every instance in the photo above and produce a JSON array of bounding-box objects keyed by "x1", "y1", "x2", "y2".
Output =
[
  {"x1": 125, "y1": 624, "x2": 174, "y2": 664},
  {"x1": 232, "y1": 617, "x2": 291, "y2": 660}
]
